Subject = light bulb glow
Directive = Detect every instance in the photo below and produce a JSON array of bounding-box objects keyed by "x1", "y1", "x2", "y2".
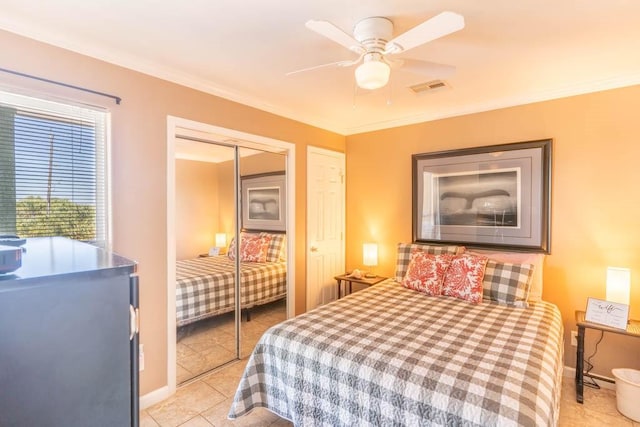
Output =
[
  {"x1": 355, "y1": 60, "x2": 390, "y2": 90},
  {"x1": 363, "y1": 243, "x2": 378, "y2": 267},
  {"x1": 606, "y1": 267, "x2": 631, "y2": 306},
  {"x1": 215, "y1": 233, "x2": 227, "y2": 248}
]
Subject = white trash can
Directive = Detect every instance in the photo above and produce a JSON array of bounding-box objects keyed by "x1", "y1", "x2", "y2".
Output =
[{"x1": 612, "y1": 368, "x2": 640, "y2": 422}]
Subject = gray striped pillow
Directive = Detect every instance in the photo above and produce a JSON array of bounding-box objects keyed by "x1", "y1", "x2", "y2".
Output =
[
  {"x1": 260, "y1": 232, "x2": 286, "y2": 262},
  {"x1": 482, "y1": 260, "x2": 534, "y2": 307}
]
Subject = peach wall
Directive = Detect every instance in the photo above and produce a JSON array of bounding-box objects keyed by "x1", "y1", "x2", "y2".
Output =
[
  {"x1": 175, "y1": 160, "x2": 219, "y2": 260},
  {"x1": 0, "y1": 29, "x2": 345, "y2": 395},
  {"x1": 345, "y1": 85, "x2": 640, "y2": 376}
]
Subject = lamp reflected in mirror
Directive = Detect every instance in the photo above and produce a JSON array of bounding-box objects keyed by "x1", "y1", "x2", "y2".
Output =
[{"x1": 214, "y1": 233, "x2": 227, "y2": 255}]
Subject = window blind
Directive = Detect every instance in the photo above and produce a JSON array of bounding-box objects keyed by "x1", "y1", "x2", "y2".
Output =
[{"x1": 0, "y1": 91, "x2": 109, "y2": 247}]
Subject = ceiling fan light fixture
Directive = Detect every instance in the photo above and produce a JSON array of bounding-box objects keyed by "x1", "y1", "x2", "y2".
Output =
[
  {"x1": 355, "y1": 59, "x2": 390, "y2": 90},
  {"x1": 299, "y1": 12, "x2": 464, "y2": 91}
]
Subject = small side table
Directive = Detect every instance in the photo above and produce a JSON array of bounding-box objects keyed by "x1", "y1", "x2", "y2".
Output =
[
  {"x1": 575, "y1": 310, "x2": 640, "y2": 403},
  {"x1": 334, "y1": 274, "x2": 386, "y2": 298}
]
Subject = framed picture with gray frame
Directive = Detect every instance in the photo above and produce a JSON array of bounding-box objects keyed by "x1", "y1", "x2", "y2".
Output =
[
  {"x1": 412, "y1": 139, "x2": 552, "y2": 252},
  {"x1": 241, "y1": 171, "x2": 286, "y2": 232}
]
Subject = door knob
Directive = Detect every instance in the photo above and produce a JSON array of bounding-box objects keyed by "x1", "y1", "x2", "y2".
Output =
[{"x1": 310, "y1": 246, "x2": 318, "y2": 252}]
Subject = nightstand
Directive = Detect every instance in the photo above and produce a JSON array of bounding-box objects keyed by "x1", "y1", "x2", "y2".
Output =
[
  {"x1": 574, "y1": 310, "x2": 640, "y2": 403},
  {"x1": 334, "y1": 273, "x2": 387, "y2": 298}
]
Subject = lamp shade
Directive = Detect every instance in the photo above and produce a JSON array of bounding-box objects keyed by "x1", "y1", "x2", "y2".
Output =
[
  {"x1": 355, "y1": 60, "x2": 390, "y2": 90},
  {"x1": 606, "y1": 267, "x2": 631, "y2": 306},
  {"x1": 363, "y1": 243, "x2": 378, "y2": 267},
  {"x1": 215, "y1": 233, "x2": 227, "y2": 248}
]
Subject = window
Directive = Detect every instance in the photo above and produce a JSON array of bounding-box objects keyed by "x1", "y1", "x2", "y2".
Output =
[{"x1": 0, "y1": 91, "x2": 109, "y2": 248}]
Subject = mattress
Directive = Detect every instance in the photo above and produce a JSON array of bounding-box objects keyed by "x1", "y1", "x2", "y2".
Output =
[
  {"x1": 176, "y1": 255, "x2": 286, "y2": 327},
  {"x1": 228, "y1": 279, "x2": 563, "y2": 426}
]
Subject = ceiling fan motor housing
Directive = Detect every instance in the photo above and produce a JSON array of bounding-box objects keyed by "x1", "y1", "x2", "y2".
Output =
[{"x1": 353, "y1": 17, "x2": 393, "y2": 52}]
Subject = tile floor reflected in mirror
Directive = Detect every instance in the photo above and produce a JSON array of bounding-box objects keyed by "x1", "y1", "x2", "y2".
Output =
[{"x1": 176, "y1": 299, "x2": 286, "y2": 384}]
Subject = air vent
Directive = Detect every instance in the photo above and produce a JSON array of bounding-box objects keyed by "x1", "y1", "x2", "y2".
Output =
[{"x1": 408, "y1": 80, "x2": 451, "y2": 94}]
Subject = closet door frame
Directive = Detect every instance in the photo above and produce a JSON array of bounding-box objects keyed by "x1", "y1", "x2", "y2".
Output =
[{"x1": 163, "y1": 116, "x2": 296, "y2": 401}]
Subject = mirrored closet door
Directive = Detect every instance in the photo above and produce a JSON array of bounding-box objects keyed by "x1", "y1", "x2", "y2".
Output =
[
  {"x1": 174, "y1": 141, "x2": 240, "y2": 384},
  {"x1": 174, "y1": 137, "x2": 288, "y2": 384},
  {"x1": 236, "y1": 149, "x2": 288, "y2": 359}
]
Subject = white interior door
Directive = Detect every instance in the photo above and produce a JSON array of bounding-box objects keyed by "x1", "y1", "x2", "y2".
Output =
[{"x1": 306, "y1": 147, "x2": 345, "y2": 311}]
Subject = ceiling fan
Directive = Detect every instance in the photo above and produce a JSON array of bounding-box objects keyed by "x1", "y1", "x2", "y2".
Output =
[{"x1": 289, "y1": 11, "x2": 465, "y2": 90}]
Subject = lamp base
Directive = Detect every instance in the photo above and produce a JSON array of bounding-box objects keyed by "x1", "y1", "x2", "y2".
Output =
[{"x1": 364, "y1": 272, "x2": 376, "y2": 279}]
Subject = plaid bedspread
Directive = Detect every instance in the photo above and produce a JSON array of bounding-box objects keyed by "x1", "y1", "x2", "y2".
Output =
[
  {"x1": 228, "y1": 280, "x2": 563, "y2": 426},
  {"x1": 176, "y1": 256, "x2": 286, "y2": 327}
]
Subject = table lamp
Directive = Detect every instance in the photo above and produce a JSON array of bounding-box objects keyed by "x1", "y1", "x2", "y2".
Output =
[
  {"x1": 606, "y1": 267, "x2": 631, "y2": 306},
  {"x1": 209, "y1": 233, "x2": 227, "y2": 255},
  {"x1": 363, "y1": 243, "x2": 378, "y2": 278}
]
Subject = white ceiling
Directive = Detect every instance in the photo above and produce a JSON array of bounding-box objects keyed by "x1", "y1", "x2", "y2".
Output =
[{"x1": 1, "y1": 0, "x2": 639, "y2": 135}]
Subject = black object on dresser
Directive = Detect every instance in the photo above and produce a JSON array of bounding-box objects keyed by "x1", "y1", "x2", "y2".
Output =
[{"x1": 0, "y1": 237, "x2": 140, "y2": 427}]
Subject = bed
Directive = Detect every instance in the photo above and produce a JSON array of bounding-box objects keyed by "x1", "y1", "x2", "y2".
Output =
[
  {"x1": 228, "y1": 243, "x2": 564, "y2": 426},
  {"x1": 176, "y1": 232, "x2": 286, "y2": 327}
]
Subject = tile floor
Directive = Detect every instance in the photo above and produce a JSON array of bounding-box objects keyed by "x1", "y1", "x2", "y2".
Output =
[
  {"x1": 559, "y1": 377, "x2": 639, "y2": 426},
  {"x1": 176, "y1": 299, "x2": 286, "y2": 384},
  {"x1": 141, "y1": 357, "x2": 292, "y2": 427},
  {"x1": 146, "y1": 302, "x2": 639, "y2": 426},
  {"x1": 143, "y1": 369, "x2": 638, "y2": 426}
]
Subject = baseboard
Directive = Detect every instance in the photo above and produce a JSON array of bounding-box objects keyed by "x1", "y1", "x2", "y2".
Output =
[
  {"x1": 563, "y1": 365, "x2": 616, "y2": 391},
  {"x1": 140, "y1": 385, "x2": 172, "y2": 410}
]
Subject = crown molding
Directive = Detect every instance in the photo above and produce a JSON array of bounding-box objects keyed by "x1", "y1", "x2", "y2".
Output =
[
  {"x1": 0, "y1": 22, "x2": 343, "y2": 133},
  {"x1": 342, "y1": 72, "x2": 640, "y2": 135},
  {"x1": 2, "y1": 21, "x2": 639, "y2": 137}
]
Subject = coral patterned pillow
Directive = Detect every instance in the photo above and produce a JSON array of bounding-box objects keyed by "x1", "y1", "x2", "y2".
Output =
[
  {"x1": 402, "y1": 251, "x2": 454, "y2": 296},
  {"x1": 239, "y1": 234, "x2": 272, "y2": 262},
  {"x1": 441, "y1": 253, "x2": 488, "y2": 304},
  {"x1": 394, "y1": 242, "x2": 462, "y2": 282},
  {"x1": 227, "y1": 234, "x2": 245, "y2": 261}
]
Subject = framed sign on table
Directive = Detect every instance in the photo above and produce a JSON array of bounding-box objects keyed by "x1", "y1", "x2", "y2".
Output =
[
  {"x1": 584, "y1": 297, "x2": 630, "y2": 330},
  {"x1": 241, "y1": 171, "x2": 286, "y2": 232},
  {"x1": 412, "y1": 139, "x2": 552, "y2": 252}
]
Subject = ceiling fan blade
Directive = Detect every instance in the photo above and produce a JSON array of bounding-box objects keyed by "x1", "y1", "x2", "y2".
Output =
[
  {"x1": 305, "y1": 20, "x2": 365, "y2": 54},
  {"x1": 397, "y1": 58, "x2": 456, "y2": 78},
  {"x1": 385, "y1": 11, "x2": 464, "y2": 54},
  {"x1": 286, "y1": 57, "x2": 361, "y2": 76}
]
